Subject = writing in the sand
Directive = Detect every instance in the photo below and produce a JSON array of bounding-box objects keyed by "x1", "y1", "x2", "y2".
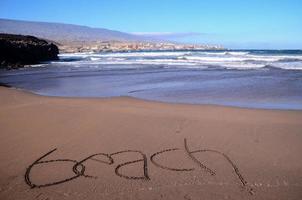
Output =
[{"x1": 25, "y1": 138, "x2": 253, "y2": 194}]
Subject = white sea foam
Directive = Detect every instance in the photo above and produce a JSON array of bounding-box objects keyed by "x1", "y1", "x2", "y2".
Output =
[
  {"x1": 60, "y1": 51, "x2": 190, "y2": 58},
  {"x1": 54, "y1": 51, "x2": 302, "y2": 70},
  {"x1": 90, "y1": 57, "x2": 101, "y2": 61},
  {"x1": 269, "y1": 61, "x2": 302, "y2": 70}
]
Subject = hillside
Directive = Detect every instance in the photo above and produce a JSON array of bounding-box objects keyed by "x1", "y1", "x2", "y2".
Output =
[
  {"x1": 0, "y1": 18, "x2": 149, "y2": 44},
  {"x1": 0, "y1": 19, "x2": 224, "y2": 52}
]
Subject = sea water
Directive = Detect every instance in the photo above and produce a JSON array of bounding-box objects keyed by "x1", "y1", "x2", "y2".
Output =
[{"x1": 1, "y1": 50, "x2": 302, "y2": 110}]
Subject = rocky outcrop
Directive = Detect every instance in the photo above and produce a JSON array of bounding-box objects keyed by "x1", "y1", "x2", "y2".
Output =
[{"x1": 0, "y1": 33, "x2": 59, "y2": 69}]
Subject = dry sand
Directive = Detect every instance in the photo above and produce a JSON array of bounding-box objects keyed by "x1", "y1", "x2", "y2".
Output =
[{"x1": 0, "y1": 86, "x2": 302, "y2": 200}]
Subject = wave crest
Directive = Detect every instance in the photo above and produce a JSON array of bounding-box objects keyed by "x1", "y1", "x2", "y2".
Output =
[{"x1": 53, "y1": 51, "x2": 302, "y2": 71}]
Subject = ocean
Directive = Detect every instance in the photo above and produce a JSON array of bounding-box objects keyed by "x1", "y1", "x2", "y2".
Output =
[{"x1": 1, "y1": 50, "x2": 302, "y2": 110}]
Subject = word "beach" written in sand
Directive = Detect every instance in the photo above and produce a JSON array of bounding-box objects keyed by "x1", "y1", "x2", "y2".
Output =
[{"x1": 25, "y1": 138, "x2": 254, "y2": 194}]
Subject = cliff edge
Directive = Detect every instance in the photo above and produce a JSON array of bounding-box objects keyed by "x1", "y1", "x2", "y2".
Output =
[{"x1": 0, "y1": 33, "x2": 59, "y2": 69}]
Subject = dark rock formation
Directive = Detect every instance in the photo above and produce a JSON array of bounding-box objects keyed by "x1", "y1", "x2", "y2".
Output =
[{"x1": 0, "y1": 33, "x2": 59, "y2": 69}]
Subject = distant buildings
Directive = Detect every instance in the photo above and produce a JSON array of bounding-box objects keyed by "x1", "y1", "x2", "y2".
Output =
[{"x1": 59, "y1": 41, "x2": 224, "y2": 53}]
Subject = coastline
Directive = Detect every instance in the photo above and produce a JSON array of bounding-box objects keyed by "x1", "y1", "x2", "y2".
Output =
[
  {"x1": 2, "y1": 49, "x2": 302, "y2": 111},
  {"x1": 3, "y1": 85, "x2": 302, "y2": 112},
  {"x1": 0, "y1": 86, "x2": 302, "y2": 199}
]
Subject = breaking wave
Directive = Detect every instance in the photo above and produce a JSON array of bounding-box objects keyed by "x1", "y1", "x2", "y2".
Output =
[{"x1": 49, "y1": 50, "x2": 302, "y2": 70}]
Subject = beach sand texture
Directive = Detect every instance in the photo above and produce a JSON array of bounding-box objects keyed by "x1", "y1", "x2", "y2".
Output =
[{"x1": 0, "y1": 86, "x2": 302, "y2": 200}]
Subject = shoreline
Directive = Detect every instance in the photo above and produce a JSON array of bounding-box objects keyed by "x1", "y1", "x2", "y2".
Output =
[
  {"x1": 1, "y1": 86, "x2": 302, "y2": 199},
  {"x1": 3, "y1": 85, "x2": 302, "y2": 112},
  {"x1": 1, "y1": 49, "x2": 302, "y2": 111}
]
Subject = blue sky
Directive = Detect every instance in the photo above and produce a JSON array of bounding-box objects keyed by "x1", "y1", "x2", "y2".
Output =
[{"x1": 0, "y1": 0, "x2": 301, "y2": 49}]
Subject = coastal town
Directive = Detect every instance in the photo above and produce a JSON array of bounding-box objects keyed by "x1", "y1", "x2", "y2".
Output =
[{"x1": 59, "y1": 41, "x2": 224, "y2": 53}]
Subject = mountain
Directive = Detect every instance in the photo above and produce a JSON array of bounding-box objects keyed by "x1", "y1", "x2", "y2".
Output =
[
  {"x1": 0, "y1": 18, "x2": 150, "y2": 44},
  {"x1": 0, "y1": 19, "x2": 224, "y2": 52}
]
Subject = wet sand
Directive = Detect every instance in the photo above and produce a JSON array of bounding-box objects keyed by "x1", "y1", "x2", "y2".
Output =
[{"x1": 0, "y1": 86, "x2": 302, "y2": 200}]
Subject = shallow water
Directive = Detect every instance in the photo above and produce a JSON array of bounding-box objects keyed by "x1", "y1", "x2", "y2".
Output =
[{"x1": 1, "y1": 50, "x2": 302, "y2": 110}]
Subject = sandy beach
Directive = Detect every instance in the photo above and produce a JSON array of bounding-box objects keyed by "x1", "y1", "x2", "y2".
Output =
[{"x1": 0, "y1": 86, "x2": 302, "y2": 200}]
